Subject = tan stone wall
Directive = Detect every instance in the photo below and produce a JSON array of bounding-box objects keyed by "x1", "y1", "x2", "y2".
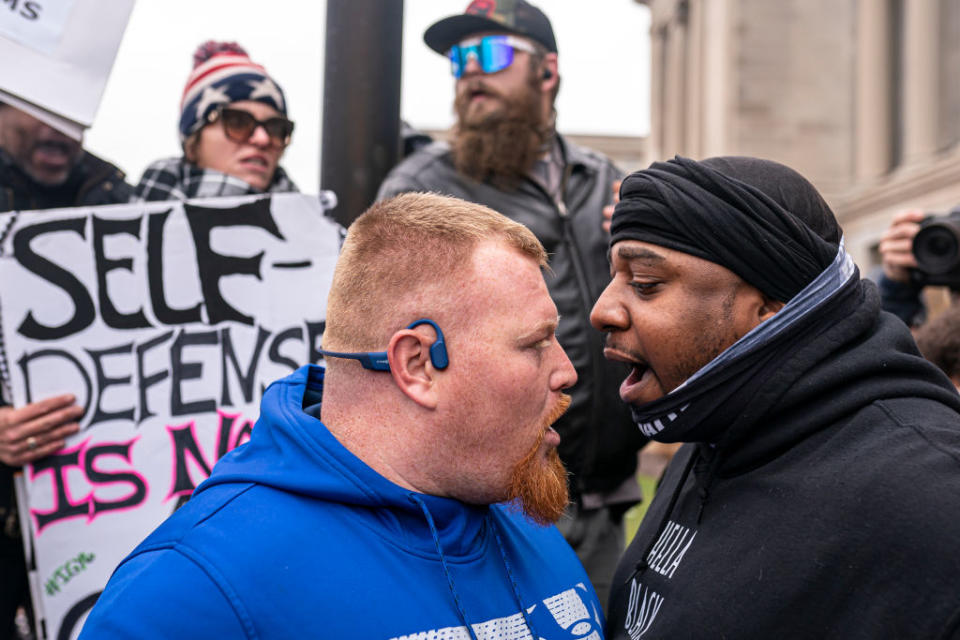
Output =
[
  {"x1": 645, "y1": 0, "x2": 857, "y2": 193},
  {"x1": 732, "y1": 0, "x2": 856, "y2": 194}
]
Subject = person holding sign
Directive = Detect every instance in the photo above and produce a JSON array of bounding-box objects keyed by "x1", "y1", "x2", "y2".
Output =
[
  {"x1": 134, "y1": 41, "x2": 298, "y2": 201},
  {"x1": 0, "y1": 101, "x2": 132, "y2": 639},
  {"x1": 80, "y1": 193, "x2": 604, "y2": 639}
]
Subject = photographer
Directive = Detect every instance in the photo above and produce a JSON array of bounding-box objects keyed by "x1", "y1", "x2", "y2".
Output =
[
  {"x1": 878, "y1": 207, "x2": 960, "y2": 328},
  {"x1": 877, "y1": 209, "x2": 947, "y2": 327}
]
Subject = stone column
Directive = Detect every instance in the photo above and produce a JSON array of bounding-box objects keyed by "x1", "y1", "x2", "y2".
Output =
[
  {"x1": 663, "y1": 16, "x2": 688, "y2": 157},
  {"x1": 649, "y1": 22, "x2": 666, "y2": 161},
  {"x1": 902, "y1": 0, "x2": 940, "y2": 164},
  {"x1": 684, "y1": 0, "x2": 703, "y2": 159},
  {"x1": 701, "y1": 0, "x2": 730, "y2": 157},
  {"x1": 855, "y1": 0, "x2": 893, "y2": 179}
]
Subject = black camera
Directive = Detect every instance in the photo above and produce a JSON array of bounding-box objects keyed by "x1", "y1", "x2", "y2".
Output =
[{"x1": 912, "y1": 209, "x2": 960, "y2": 289}]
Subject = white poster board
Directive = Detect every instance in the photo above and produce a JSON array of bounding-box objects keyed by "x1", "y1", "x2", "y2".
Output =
[
  {"x1": 0, "y1": 0, "x2": 135, "y2": 137},
  {"x1": 0, "y1": 193, "x2": 341, "y2": 639}
]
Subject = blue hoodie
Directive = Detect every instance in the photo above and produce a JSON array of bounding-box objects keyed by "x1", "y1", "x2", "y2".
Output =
[{"x1": 81, "y1": 365, "x2": 604, "y2": 639}]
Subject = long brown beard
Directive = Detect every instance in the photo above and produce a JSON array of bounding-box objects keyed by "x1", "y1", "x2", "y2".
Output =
[
  {"x1": 451, "y1": 72, "x2": 550, "y2": 189},
  {"x1": 506, "y1": 394, "x2": 571, "y2": 525}
]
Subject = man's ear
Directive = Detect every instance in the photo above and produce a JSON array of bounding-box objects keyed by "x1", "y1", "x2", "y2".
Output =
[
  {"x1": 759, "y1": 294, "x2": 785, "y2": 322},
  {"x1": 540, "y1": 53, "x2": 559, "y2": 92},
  {"x1": 387, "y1": 329, "x2": 439, "y2": 409}
]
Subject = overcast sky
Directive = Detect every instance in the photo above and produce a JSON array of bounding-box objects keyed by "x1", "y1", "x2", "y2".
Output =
[{"x1": 83, "y1": 0, "x2": 650, "y2": 194}]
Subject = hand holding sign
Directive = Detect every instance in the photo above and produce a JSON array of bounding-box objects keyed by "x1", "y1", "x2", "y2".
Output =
[{"x1": 0, "y1": 393, "x2": 81, "y2": 466}]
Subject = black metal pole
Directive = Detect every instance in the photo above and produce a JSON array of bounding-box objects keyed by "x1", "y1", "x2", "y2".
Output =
[{"x1": 321, "y1": 0, "x2": 404, "y2": 227}]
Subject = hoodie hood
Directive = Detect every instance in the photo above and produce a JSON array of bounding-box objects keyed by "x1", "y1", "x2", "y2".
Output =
[
  {"x1": 710, "y1": 280, "x2": 960, "y2": 476},
  {"x1": 195, "y1": 364, "x2": 489, "y2": 558}
]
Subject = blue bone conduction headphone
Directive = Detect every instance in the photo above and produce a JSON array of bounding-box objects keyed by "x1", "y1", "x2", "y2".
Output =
[{"x1": 316, "y1": 318, "x2": 449, "y2": 372}]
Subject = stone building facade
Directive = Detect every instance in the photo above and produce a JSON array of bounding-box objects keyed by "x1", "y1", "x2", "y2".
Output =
[{"x1": 640, "y1": 0, "x2": 960, "y2": 274}]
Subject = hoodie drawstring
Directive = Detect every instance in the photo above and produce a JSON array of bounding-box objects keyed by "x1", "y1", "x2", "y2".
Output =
[
  {"x1": 409, "y1": 494, "x2": 480, "y2": 640},
  {"x1": 408, "y1": 494, "x2": 541, "y2": 640},
  {"x1": 695, "y1": 445, "x2": 725, "y2": 525},
  {"x1": 624, "y1": 447, "x2": 699, "y2": 586},
  {"x1": 490, "y1": 515, "x2": 541, "y2": 638}
]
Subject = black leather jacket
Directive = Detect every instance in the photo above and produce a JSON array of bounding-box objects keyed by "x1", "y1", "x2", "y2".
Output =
[{"x1": 378, "y1": 136, "x2": 648, "y2": 500}]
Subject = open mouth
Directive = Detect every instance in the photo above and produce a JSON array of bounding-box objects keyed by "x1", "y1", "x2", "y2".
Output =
[
  {"x1": 603, "y1": 346, "x2": 653, "y2": 403},
  {"x1": 621, "y1": 363, "x2": 651, "y2": 397},
  {"x1": 241, "y1": 156, "x2": 269, "y2": 172},
  {"x1": 461, "y1": 81, "x2": 494, "y2": 100}
]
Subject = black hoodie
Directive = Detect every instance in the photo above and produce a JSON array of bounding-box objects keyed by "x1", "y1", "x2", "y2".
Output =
[{"x1": 606, "y1": 280, "x2": 960, "y2": 639}]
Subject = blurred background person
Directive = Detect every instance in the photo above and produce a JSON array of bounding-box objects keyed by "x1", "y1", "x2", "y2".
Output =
[
  {"x1": 134, "y1": 41, "x2": 298, "y2": 201},
  {"x1": 0, "y1": 102, "x2": 130, "y2": 210},
  {"x1": 914, "y1": 305, "x2": 960, "y2": 390}
]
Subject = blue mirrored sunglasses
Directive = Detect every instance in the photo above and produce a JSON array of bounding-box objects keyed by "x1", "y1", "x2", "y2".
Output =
[{"x1": 448, "y1": 35, "x2": 537, "y2": 78}]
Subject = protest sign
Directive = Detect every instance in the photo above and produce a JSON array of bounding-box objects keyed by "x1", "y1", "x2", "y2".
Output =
[
  {"x1": 0, "y1": 0, "x2": 135, "y2": 137},
  {"x1": 0, "y1": 193, "x2": 341, "y2": 639}
]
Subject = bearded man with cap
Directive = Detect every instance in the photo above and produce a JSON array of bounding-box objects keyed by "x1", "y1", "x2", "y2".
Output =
[
  {"x1": 592, "y1": 156, "x2": 960, "y2": 639},
  {"x1": 378, "y1": 1, "x2": 648, "y2": 606}
]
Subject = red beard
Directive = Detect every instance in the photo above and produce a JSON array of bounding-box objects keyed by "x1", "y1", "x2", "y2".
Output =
[{"x1": 505, "y1": 393, "x2": 571, "y2": 525}]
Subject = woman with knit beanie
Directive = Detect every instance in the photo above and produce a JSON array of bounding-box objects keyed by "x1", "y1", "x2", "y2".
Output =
[{"x1": 134, "y1": 41, "x2": 298, "y2": 200}]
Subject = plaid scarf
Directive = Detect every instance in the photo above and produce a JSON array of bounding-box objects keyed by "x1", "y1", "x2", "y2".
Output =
[{"x1": 133, "y1": 156, "x2": 298, "y2": 201}]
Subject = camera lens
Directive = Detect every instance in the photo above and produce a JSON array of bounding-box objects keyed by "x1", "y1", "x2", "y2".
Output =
[
  {"x1": 929, "y1": 234, "x2": 954, "y2": 256},
  {"x1": 914, "y1": 224, "x2": 960, "y2": 274}
]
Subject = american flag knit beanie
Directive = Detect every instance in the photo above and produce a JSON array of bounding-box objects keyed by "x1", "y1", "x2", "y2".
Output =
[{"x1": 178, "y1": 41, "x2": 287, "y2": 143}]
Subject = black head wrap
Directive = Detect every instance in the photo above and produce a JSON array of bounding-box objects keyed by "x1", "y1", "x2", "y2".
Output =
[{"x1": 609, "y1": 156, "x2": 842, "y2": 302}]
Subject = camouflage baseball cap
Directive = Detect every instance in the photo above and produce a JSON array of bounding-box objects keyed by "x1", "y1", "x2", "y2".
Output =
[{"x1": 424, "y1": 0, "x2": 558, "y2": 55}]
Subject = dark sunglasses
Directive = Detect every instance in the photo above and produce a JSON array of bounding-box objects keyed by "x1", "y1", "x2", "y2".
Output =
[
  {"x1": 207, "y1": 107, "x2": 294, "y2": 147},
  {"x1": 447, "y1": 35, "x2": 537, "y2": 78}
]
